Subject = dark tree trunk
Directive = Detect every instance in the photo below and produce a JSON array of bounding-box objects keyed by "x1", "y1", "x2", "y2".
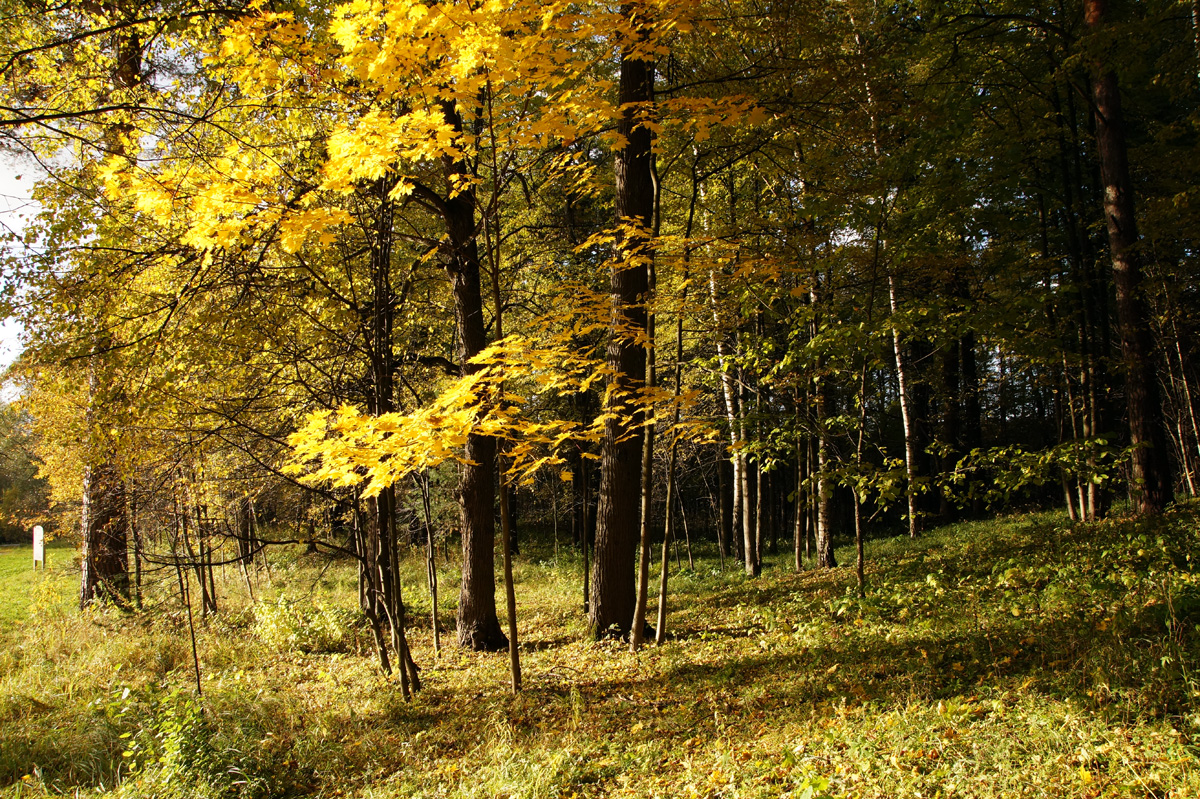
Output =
[
  {"x1": 128, "y1": 492, "x2": 141, "y2": 609},
  {"x1": 717, "y1": 455, "x2": 733, "y2": 560},
  {"x1": 506, "y1": 481, "x2": 520, "y2": 555},
  {"x1": 794, "y1": 429, "x2": 807, "y2": 573},
  {"x1": 572, "y1": 444, "x2": 585, "y2": 546},
  {"x1": 356, "y1": 179, "x2": 420, "y2": 689},
  {"x1": 441, "y1": 104, "x2": 507, "y2": 651},
  {"x1": 960, "y1": 333, "x2": 983, "y2": 516},
  {"x1": 590, "y1": 29, "x2": 654, "y2": 639},
  {"x1": 1084, "y1": 0, "x2": 1173, "y2": 513},
  {"x1": 80, "y1": 458, "x2": 129, "y2": 607},
  {"x1": 961, "y1": 334, "x2": 982, "y2": 454}
]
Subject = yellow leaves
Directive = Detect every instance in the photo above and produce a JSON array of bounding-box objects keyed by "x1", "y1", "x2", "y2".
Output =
[
  {"x1": 539, "y1": 1, "x2": 568, "y2": 31},
  {"x1": 316, "y1": 0, "x2": 624, "y2": 189},
  {"x1": 288, "y1": 301, "x2": 711, "y2": 493},
  {"x1": 334, "y1": 0, "x2": 540, "y2": 94},
  {"x1": 289, "y1": 399, "x2": 477, "y2": 496},
  {"x1": 278, "y1": 208, "x2": 353, "y2": 254},
  {"x1": 215, "y1": 10, "x2": 329, "y2": 94},
  {"x1": 322, "y1": 109, "x2": 462, "y2": 192},
  {"x1": 104, "y1": 0, "x2": 750, "y2": 262}
]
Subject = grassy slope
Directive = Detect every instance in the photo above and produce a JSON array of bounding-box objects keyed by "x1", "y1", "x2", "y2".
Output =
[{"x1": 1, "y1": 509, "x2": 1199, "y2": 798}]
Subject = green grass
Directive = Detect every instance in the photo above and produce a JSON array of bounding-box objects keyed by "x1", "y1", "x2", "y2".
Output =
[
  {"x1": 2, "y1": 509, "x2": 1199, "y2": 798},
  {"x1": 0, "y1": 541, "x2": 75, "y2": 632}
]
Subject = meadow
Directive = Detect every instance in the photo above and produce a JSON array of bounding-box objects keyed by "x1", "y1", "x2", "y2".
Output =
[{"x1": 1, "y1": 508, "x2": 1198, "y2": 798}]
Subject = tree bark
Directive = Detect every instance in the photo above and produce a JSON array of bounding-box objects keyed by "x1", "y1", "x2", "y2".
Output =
[
  {"x1": 814, "y1": 379, "x2": 837, "y2": 569},
  {"x1": 939, "y1": 332, "x2": 961, "y2": 520},
  {"x1": 80, "y1": 4, "x2": 141, "y2": 610},
  {"x1": 443, "y1": 103, "x2": 507, "y2": 650},
  {"x1": 794, "y1": 422, "x2": 806, "y2": 573},
  {"x1": 1084, "y1": 0, "x2": 1173, "y2": 513},
  {"x1": 812, "y1": 275, "x2": 836, "y2": 569},
  {"x1": 498, "y1": 467, "x2": 521, "y2": 689},
  {"x1": 481, "y1": 113, "x2": 522, "y2": 684},
  {"x1": 590, "y1": 27, "x2": 654, "y2": 639},
  {"x1": 631, "y1": 255, "x2": 657, "y2": 652},
  {"x1": 653, "y1": 239, "x2": 688, "y2": 644},
  {"x1": 889, "y1": 277, "x2": 922, "y2": 537},
  {"x1": 630, "y1": 405, "x2": 655, "y2": 650},
  {"x1": 79, "y1": 457, "x2": 129, "y2": 607},
  {"x1": 416, "y1": 474, "x2": 441, "y2": 655},
  {"x1": 717, "y1": 455, "x2": 733, "y2": 561}
]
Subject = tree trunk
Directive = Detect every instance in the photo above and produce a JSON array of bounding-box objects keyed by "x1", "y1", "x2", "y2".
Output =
[
  {"x1": 631, "y1": 254, "x2": 658, "y2": 651},
  {"x1": 709, "y1": 266, "x2": 745, "y2": 568},
  {"x1": 79, "y1": 11, "x2": 140, "y2": 608},
  {"x1": 717, "y1": 455, "x2": 733, "y2": 560},
  {"x1": 812, "y1": 275, "x2": 837, "y2": 569},
  {"x1": 939, "y1": 332, "x2": 961, "y2": 520},
  {"x1": 654, "y1": 468, "x2": 676, "y2": 644},
  {"x1": 80, "y1": 457, "x2": 129, "y2": 607},
  {"x1": 814, "y1": 379, "x2": 837, "y2": 569},
  {"x1": 1171, "y1": 318, "x2": 1200, "y2": 484},
  {"x1": 498, "y1": 466, "x2": 521, "y2": 689},
  {"x1": 889, "y1": 277, "x2": 922, "y2": 537},
  {"x1": 416, "y1": 474, "x2": 441, "y2": 655},
  {"x1": 960, "y1": 332, "x2": 983, "y2": 515},
  {"x1": 653, "y1": 246, "x2": 688, "y2": 645},
  {"x1": 482, "y1": 129, "x2": 522, "y2": 684},
  {"x1": 737, "y1": 362, "x2": 758, "y2": 576},
  {"x1": 590, "y1": 30, "x2": 654, "y2": 639},
  {"x1": 1084, "y1": 0, "x2": 1173, "y2": 513},
  {"x1": 794, "y1": 425, "x2": 806, "y2": 573},
  {"x1": 443, "y1": 103, "x2": 507, "y2": 650},
  {"x1": 630, "y1": 412, "x2": 655, "y2": 651}
]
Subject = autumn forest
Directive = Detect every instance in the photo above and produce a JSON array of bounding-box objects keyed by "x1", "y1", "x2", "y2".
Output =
[{"x1": 1, "y1": 0, "x2": 1200, "y2": 796}]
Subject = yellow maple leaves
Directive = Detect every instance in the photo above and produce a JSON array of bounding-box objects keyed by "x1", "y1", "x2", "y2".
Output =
[
  {"x1": 279, "y1": 208, "x2": 354, "y2": 254},
  {"x1": 72, "y1": 0, "x2": 763, "y2": 500},
  {"x1": 286, "y1": 318, "x2": 715, "y2": 495},
  {"x1": 287, "y1": 334, "x2": 599, "y2": 494},
  {"x1": 322, "y1": 109, "x2": 462, "y2": 193},
  {"x1": 93, "y1": 0, "x2": 757, "y2": 265}
]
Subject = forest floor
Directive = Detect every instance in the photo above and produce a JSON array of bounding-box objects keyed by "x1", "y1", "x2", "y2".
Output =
[{"x1": 1, "y1": 509, "x2": 1199, "y2": 798}]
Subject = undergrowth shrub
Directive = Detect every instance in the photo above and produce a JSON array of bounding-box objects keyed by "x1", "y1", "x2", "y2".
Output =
[
  {"x1": 115, "y1": 686, "x2": 269, "y2": 799},
  {"x1": 252, "y1": 595, "x2": 359, "y2": 654}
]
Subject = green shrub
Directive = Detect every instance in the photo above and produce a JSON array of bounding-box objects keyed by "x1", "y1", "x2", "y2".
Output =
[{"x1": 252, "y1": 596, "x2": 358, "y2": 654}]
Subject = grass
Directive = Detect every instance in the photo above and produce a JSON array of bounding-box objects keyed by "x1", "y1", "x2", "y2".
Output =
[
  {"x1": 0, "y1": 541, "x2": 73, "y2": 630},
  {"x1": 1, "y1": 507, "x2": 1199, "y2": 798}
]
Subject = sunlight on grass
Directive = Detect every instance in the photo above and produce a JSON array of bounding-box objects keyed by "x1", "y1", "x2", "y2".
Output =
[{"x1": 2, "y1": 509, "x2": 1199, "y2": 798}]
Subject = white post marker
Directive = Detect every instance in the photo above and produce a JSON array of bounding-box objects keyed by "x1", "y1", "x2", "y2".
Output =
[{"x1": 32, "y1": 525, "x2": 44, "y2": 569}]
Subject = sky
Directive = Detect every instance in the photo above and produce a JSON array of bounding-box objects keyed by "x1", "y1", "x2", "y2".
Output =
[{"x1": 0, "y1": 152, "x2": 41, "y2": 395}]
